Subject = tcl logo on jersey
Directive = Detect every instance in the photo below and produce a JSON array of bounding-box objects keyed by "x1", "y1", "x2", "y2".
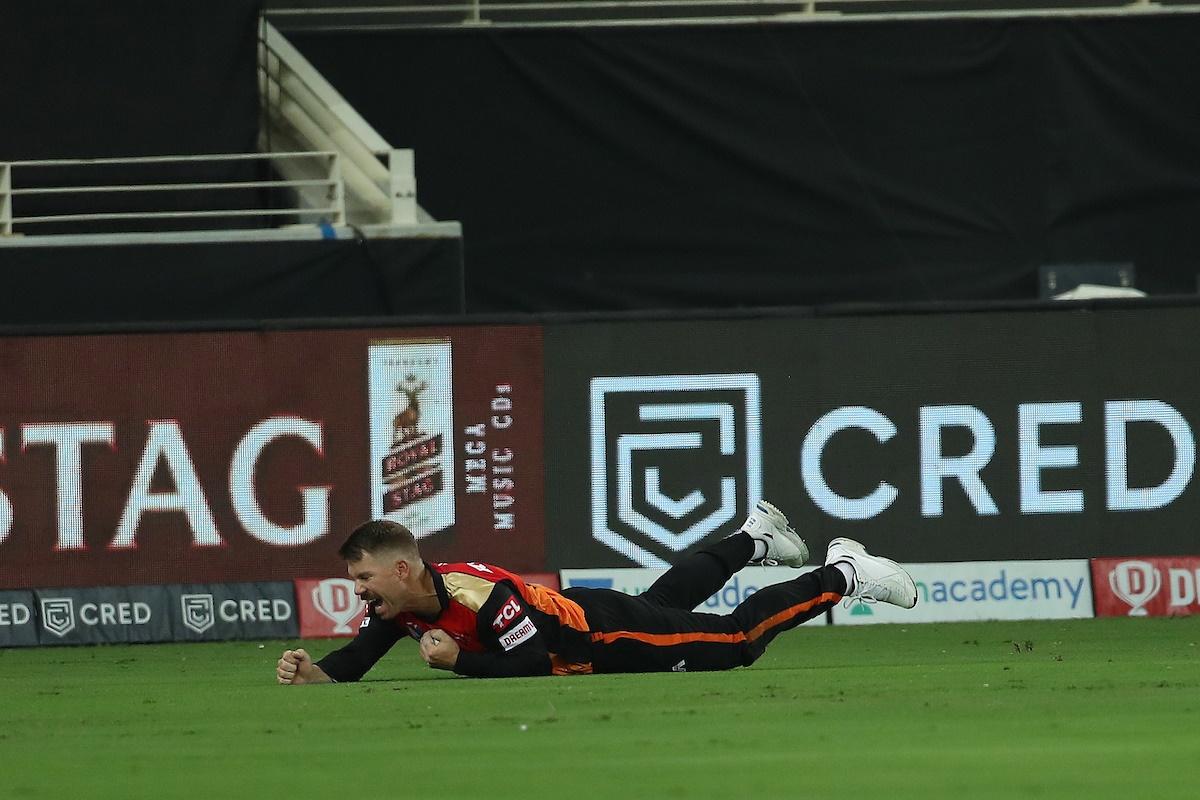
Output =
[
  {"x1": 499, "y1": 617, "x2": 537, "y2": 651},
  {"x1": 492, "y1": 596, "x2": 522, "y2": 631}
]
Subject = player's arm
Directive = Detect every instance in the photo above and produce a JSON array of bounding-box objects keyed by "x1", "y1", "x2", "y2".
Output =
[
  {"x1": 276, "y1": 648, "x2": 333, "y2": 685},
  {"x1": 277, "y1": 611, "x2": 402, "y2": 685},
  {"x1": 453, "y1": 583, "x2": 552, "y2": 678}
]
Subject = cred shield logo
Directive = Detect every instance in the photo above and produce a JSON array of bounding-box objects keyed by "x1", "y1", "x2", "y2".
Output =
[
  {"x1": 1108, "y1": 561, "x2": 1162, "y2": 616},
  {"x1": 590, "y1": 374, "x2": 762, "y2": 567},
  {"x1": 180, "y1": 594, "x2": 216, "y2": 634},
  {"x1": 41, "y1": 597, "x2": 75, "y2": 637}
]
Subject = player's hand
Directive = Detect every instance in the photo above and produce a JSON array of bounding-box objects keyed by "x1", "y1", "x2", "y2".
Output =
[
  {"x1": 277, "y1": 648, "x2": 315, "y2": 685},
  {"x1": 419, "y1": 629, "x2": 460, "y2": 671}
]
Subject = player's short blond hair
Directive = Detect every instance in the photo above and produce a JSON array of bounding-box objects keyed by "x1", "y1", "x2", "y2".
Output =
[{"x1": 338, "y1": 519, "x2": 419, "y2": 563}]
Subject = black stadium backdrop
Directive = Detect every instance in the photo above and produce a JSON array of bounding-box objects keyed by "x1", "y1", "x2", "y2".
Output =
[
  {"x1": 0, "y1": 237, "x2": 466, "y2": 325},
  {"x1": 290, "y1": 14, "x2": 1200, "y2": 311},
  {"x1": 5, "y1": 8, "x2": 1199, "y2": 314}
]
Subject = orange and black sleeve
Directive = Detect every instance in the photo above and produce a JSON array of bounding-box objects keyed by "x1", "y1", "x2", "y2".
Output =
[{"x1": 454, "y1": 583, "x2": 553, "y2": 678}]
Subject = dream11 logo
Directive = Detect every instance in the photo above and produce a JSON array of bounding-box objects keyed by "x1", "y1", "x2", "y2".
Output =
[
  {"x1": 590, "y1": 374, "x2": 762, "y2": 567},
  {"x1": 1102, "y1": 558, "x2": 1200, "y2": 617},
  {"x1": 311, "y1": 578, "x2": 365, "y2": 633},
  {"x1": 1109, "y1": 561, "x2": 1162, "y2": 616}
]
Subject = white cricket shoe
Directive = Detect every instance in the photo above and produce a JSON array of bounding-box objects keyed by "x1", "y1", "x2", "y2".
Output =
[
  {"x1": 825, "y1": 538, "x2": 918, "y2": 609},
  {"x1": 743, "y1": 501, "x2": 809, "y2": 568}
]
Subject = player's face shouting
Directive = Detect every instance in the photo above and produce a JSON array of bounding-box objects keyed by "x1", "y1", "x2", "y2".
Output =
[{"x1": 347, "y1": 552, "x2": 412, "y2": 619}]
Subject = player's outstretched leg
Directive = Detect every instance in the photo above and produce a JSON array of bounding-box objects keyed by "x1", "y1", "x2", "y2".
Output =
[
  {"x1": 727, "y1": 565, "x2": 845, "y2": 665},
  {"x1": 743, "y1": 501, "x2": 809, "y2": 567},
  {"x1": 826, "y1": 538, "x2": 918, "y2": 609},
  {"x1": 641, "y1": 500, "x2": 809, "y2": 610},
  {"x1": 731, "y1": 537, "x2": 917, "y2": 666}
]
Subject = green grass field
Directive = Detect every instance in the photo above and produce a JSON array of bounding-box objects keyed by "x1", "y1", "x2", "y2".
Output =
[{"x1": 2, "y1": 616, "x2": 1197, "y2": 799}]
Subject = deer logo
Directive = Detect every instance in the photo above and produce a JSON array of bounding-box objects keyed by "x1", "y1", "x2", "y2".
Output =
[{"x1": 393, "y1": 374, "x2": 428, "y2": 446}]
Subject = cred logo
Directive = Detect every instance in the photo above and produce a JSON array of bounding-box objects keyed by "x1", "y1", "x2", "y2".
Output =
[
  {"x1": 40, "y1": 597, "x2": 152, "y2": 638},
  {"x1": 492, "y1": 596, "x2": 522, "y2": 631},
  {"x1": 590, "y1": 374, "x2": 762, "y2": 567},
  {"x1": 41, "y1": 598, "x2": 75, "y2": 637},
  {"x1": 181, "y1": 594, "x2": 215, "y2": 634}
]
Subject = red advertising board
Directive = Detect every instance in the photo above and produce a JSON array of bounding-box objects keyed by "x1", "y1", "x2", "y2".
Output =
[
  {"x1": 296, "y1": 572, "x2": 561, "y2": 638},
  {"x1": 0, "y1": 326, "x2": 545, "y2": 589},
  {"x1": 295, "y1": 578, "x2": 369, "y2": 638},
  {"x1": 1091, "y1": 557, "x2": 1200, "y2": 617}
]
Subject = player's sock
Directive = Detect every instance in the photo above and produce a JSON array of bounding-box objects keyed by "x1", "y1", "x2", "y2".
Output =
[
  {"x1": 751, "y1": 537, "x2": 768, "y2": 560},
  {"x1": 833, "y1": 561, "x2": 856, "y2": 594}
]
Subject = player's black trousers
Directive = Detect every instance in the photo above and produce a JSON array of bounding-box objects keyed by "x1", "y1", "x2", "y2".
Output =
[{"x1": 564, "y1": 533, "x2": 847, "y2": 673}]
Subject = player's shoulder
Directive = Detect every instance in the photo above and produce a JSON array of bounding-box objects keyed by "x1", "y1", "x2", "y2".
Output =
[
  {"x1": 435, "y1": 562, "x2": 520, "y2": 612},
  {"x1": 433, "y1": 560, "x2": 510, "y2": 582}
]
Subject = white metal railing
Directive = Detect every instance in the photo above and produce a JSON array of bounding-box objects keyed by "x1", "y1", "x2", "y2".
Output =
[
  {"x1": 264, "y1": 0, "x2": 1184, "y2": 29},
  {"x1": 258, "y1": 20, "x2": 421, "y2": 225},
  {"x1": 269, "y1": 0, "x2": 833, "y2": 24},
  {"x1": 0, "y1": 163, "x2": 10, "y2": 234},
  {"x1": 0, "y1": 152, "x2": 344, "y2": 237}
]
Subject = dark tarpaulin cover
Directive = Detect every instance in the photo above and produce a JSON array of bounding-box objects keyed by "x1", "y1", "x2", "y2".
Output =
[
  {"x1": 0, "y1": 1, "x2": 261, "y2": 160},
  {"x1": 290, "y1": 15, "x2": 1200, "y2": 311},
  {"x1": 0, "y1": 236, "x2": 465, "y2": 325}
]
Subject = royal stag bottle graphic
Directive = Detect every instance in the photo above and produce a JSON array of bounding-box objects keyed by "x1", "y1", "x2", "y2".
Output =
[{"x1": 368, "y1": 340, "x2": 455, "y2": 535}]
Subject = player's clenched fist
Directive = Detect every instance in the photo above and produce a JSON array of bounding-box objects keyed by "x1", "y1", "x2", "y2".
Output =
[
  {"x1": 277, "y1": 648, "x2": 312, "y2": 684},
  {"x1": 419, "y1": 629, "x2": 460, "y2": 671},
  {"x1": 275, "y1": 648, "x2": 333, "y2": 685}
]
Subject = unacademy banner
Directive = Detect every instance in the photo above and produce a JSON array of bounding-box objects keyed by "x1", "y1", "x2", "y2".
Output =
[{"x1": 829, "y1": 560, "x2": 1094, "y2": 625}]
